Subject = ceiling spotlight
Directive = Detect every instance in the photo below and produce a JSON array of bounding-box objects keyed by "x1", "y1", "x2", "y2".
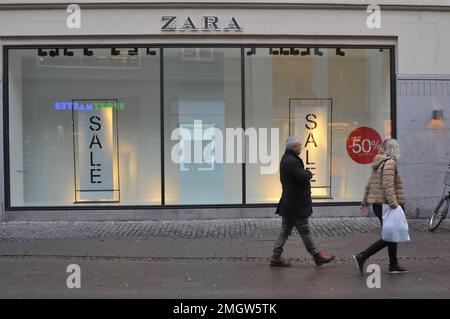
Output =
[
  {"x1": 146, "y1": 48, "x2": 157, "y2": 56},
  {"x1": 290, "y1": 48, "x2": 300, "y2": 56},
  {"x1": 314, "y1": 48, "x2": 323, "y2": 56},
  {"x1": 64, "y1": 48, "x2": 74, "y2": 56},
  {"x1": 300, "y1": 48, "x2": 310, "y2": 56},
  {"x1": 246, "y1": 48, "x2": 256, "y2": 56},
  {"x1": 111, "y1": 48, "x2": 121, "y2": 56},
  {"x1": 336, "y1": 48, "x2": 345, "y2": 56},
  {"x1": 269, "y1": 48, "x2": 280, "y2": 55},
  {"x1": 83, "y1": 48, "x2": 93, "y2": 56},
  {"x1": 49, "y1": 48, "x2": 59, "y2": 57},
  {"x1": 37, "y1": 48, "x2": 48, "y2": 57},
  {"x1": 128, "y1": 48, "x2": 138, "y2": 56},
  {"x1": 280, "y1": 48, "x2": 290, "y2": 55}
]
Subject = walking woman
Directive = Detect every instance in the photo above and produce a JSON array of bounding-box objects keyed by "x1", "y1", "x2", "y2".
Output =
[{"x1": 353, "y1": 138, "x2": 409, "y2": 274}]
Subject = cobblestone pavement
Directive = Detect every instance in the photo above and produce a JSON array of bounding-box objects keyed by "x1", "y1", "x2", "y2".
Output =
[
  {"x1": 0, "y1": 217, "x2": 449, "y2": 298},
  {"x1": 0, "y1": 217, "x2": 448, "y2": 241}
]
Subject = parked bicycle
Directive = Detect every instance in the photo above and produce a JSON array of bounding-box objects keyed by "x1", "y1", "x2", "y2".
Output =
[{"x1": 429, "y1": 168, "x2": 450, "y2": 231}]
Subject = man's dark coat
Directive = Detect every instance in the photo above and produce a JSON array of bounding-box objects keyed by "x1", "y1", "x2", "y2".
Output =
[{"x1": 275, "y1": 148, "x2": 313, "y2": 219}]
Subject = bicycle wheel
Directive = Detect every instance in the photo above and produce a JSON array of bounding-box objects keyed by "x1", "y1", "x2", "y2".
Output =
[{"x1": 429, "y1": 197, "x2": 449, "y2": 231}]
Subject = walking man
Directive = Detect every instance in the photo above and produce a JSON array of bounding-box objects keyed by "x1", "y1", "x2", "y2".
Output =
[{"x1": 270, "y1": 136, "x2": 335, "y2": 267}]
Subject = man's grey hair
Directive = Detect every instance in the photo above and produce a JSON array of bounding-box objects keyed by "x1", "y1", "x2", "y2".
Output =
[{"x1": 286, "y1": 136, "x2": 301, "y2": 150}]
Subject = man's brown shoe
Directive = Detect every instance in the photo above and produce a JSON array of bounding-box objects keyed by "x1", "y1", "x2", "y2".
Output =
[
  {"x1": 313, "y1": 252, "x2": 335, "y2": 266},
  {"x1": 270, "y1": 255, "x2": 291, "y2": 267}
]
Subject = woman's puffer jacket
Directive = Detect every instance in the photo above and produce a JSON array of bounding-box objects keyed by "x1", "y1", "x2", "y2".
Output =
[{"x1": 362, "y1": 154, "x2": 406, "y2": 208}]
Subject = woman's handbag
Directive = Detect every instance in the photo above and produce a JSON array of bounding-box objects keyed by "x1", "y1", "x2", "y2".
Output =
[{"x1": 381, "y1": 204, "x2": 410, "y2": 243}]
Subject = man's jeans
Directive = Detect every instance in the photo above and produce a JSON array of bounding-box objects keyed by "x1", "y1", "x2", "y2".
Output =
[{"x1": 273, "y1": 216, "x2": 320, "y2": 257}]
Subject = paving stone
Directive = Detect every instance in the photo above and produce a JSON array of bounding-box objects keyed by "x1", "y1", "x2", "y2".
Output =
[{"x1": 0, "y1": 217, "x2": 448, "y2": 241}]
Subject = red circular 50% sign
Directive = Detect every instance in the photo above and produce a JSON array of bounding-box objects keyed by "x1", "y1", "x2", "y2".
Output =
[{"x1": 346, "y1": 127, "x2": 382, "y2": 164}]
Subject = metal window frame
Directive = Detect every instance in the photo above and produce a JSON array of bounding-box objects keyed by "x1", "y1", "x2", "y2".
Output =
[{"x1": 2, "y1": 43, "x2": 396, "y2": 211}]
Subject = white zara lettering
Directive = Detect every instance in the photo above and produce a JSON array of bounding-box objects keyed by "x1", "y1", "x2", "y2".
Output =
[{"x1": 161, "y1": 16, "x2": 243, "y2": 32}]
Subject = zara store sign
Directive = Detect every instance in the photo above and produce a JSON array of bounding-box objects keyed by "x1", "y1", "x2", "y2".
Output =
[{"x1": 161, "y1": 16, "x2": 243, "y2": 32}]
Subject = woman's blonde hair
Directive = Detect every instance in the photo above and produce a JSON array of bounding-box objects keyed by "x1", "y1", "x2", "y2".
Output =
[{"x1": 379, "y1": 138, "x2": 400, "y2": 161}]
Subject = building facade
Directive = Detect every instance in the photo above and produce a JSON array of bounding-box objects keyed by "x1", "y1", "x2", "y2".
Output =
[{"x1": 1, "y1": 0, "x2": 450, "y2": 221}]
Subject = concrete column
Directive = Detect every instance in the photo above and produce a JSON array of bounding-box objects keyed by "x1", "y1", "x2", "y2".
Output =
[{"x1": 397, "y1": 75, "x2": 450, "y2": 217}]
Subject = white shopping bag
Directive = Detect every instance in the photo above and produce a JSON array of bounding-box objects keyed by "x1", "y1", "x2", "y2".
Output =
[{"x1": 381, "y1": 204, "x2": 410, "y2": 243}]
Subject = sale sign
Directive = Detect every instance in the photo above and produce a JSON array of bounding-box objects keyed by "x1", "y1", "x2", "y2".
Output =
[
  {"x1": 346, "y1": 127, "x2": 382, "y2": 164},
  {"x1": 72, "y1": 99, "x2": 120, "y2": 202},
  {"x1": 290, "y1": 99, "x2": 332, "y2": 198}
]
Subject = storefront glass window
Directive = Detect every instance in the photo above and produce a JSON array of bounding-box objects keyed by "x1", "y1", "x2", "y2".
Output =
[
  {"x1": 6, "y1": 46, "x2": 393, "y2": 207},
  {"x1": 163, "y1": 48, "x2": 243, "y2": 204},
  {"x1": 8, "y1": 48, "x2": 161, "y2": 206},
  {"x1": 245, "y1": 47, "x2": 392, "y2": 203}
]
